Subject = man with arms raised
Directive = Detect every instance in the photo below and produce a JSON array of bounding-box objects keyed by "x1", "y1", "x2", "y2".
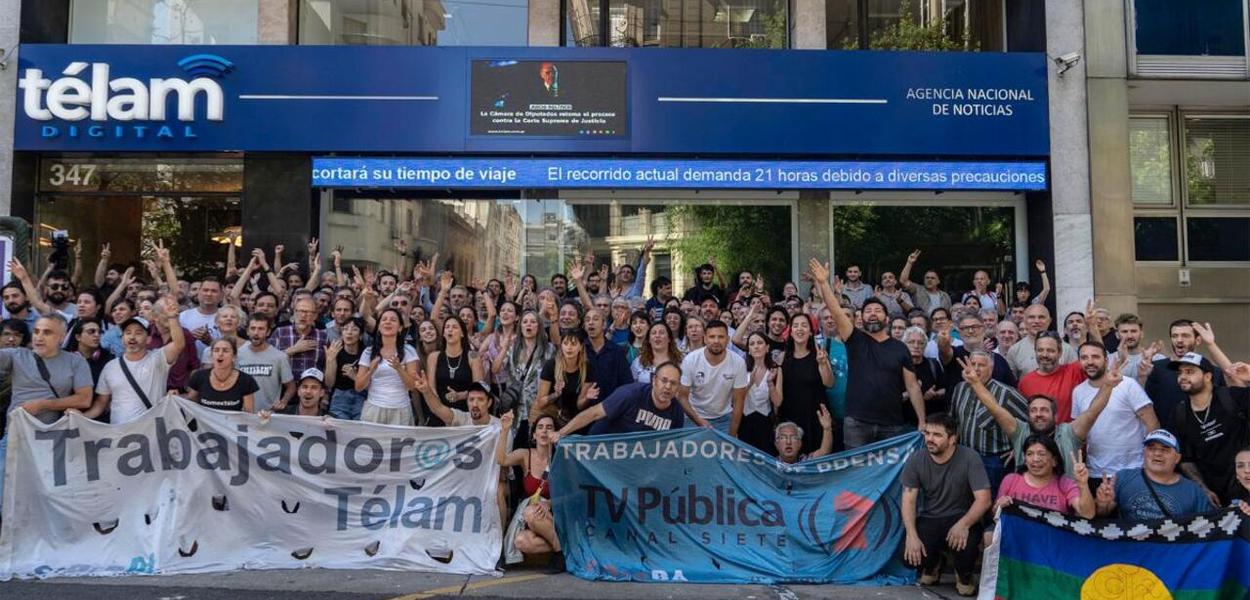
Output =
[
  {"x1": 809, "y1": 258, "x2": 925, "y2": 447},
  {"x1": 1145, "y1": 320, "x2": 1230, "y2": 430},
  {"x1": 1070, "y1": 342, "x2": 1159, "y2": 489},
  {"x1": 85, "y1": 297, "x2": 185, "y2": 424}
]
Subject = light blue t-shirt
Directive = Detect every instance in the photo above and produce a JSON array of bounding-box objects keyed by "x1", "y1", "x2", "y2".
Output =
[
  {"x1": 1114, "y1": 468, "x2": 1213, "y2": 521},
  {"x1": 821, "y1": 337, "x2": 849, "y2": 420}
]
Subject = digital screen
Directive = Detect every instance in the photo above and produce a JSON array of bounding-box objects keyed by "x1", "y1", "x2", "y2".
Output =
[
  {"x1": 312, "y1": 158, "x2": 1049, "y2": 191},
  {"x1": 470, "y1": 60, "x2": 627, "y2": 137}
]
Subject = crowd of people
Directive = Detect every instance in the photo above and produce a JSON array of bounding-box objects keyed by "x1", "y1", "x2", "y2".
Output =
[{"x1": 0, "y1": 236, "x2": 1247, "y2": 595}]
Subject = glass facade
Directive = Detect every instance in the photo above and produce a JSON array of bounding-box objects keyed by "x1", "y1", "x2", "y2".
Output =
[
  {"x1": 36, "y1": 159, "x2": 243, "y2": 280},
  {"x1": 826, "y1": 0, "x2": 1004, "y2": 51},
  {"x1": 1133, "y1": 0, "x2": 1247, "y2": 56},
  {"x1": 567, "y1": 0, "x2": 788, "y2": 48},
  {"x1": 1184, "y1": 117, "x2": 1250, "y2": 206},
  {"x1": 70, "y1": 0, "x2": 260, "y2": 44},
  {"x1": 321, "y1": 193, "x2": 794, "y2": 294},
  {"x1": 299, "y1": 0, "x2": 528, "y2": 46},
  {"x1": 1129, "y1": 116, "x2": 1174, "y2": 205}
]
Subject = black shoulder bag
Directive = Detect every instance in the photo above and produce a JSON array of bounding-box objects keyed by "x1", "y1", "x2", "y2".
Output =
[
  {"x1": 1140, "y1": 469, "x2": 1174, "y2": 519},
  {"x1": 118, "y1": 357, "x2": 154, "y2": 410},
  {"x1": 33, "y1": 355, "x2": 64, "y2": 399}
]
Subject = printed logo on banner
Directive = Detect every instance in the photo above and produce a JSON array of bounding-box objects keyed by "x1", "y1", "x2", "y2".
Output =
[{"x1": 18, "y1": 55, "x2": 231, "y2": 142}]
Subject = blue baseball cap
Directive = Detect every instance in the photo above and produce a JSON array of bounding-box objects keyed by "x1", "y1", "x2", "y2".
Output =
[{"x1": 1143, "y1": 429, "x2": 1180, "y2": 451}]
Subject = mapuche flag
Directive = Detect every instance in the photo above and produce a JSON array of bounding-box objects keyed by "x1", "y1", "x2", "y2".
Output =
[{"x1": 982, "y1": 504, "x2": 1250, "y2": 600}]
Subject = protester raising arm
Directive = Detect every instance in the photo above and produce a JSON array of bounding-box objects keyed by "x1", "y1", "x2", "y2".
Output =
[
  {"x1": 1033, "y1": 260, "x2": 1051, "y2": 305},
  {"x1": 94, "y1": 242, "x2": 112, "y2": 288},
  {"x1": 8, "y1": 258, "x2": 53, "y2": 316},
  {"x1": 808, "y1": 258, "x2": 852, "y2": 341}
]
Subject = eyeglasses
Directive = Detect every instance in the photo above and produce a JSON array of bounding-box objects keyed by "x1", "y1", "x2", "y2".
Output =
[
  {"x1": 776, "y1": 434, "x2": 800, "y2": 442},
  {"x1": 960, "y1": 324, "x2": 984, "y2": 332},
  {"x1": 48, "y1": 284, "x2": 71, "y2": 291}
]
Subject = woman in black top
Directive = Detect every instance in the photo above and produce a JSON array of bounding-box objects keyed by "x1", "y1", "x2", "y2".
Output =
[
  {"x1": 186, "y1": 338, "x2": 259, "y2": 412},
  {"x1": 427, "y1": 316, "x2": 483, "y2": 426},
  {"x1": 776, "y1": 313, "x2": 834, "y2": 454},
  {"x1": 536, "y1": 332, "x2": 598, "y2": 430},
  {"x1": 324, "y1": 317, "x2": 366, "y2": 420}
]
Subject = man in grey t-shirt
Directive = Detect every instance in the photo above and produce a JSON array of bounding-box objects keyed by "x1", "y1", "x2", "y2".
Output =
[
  {"x1": 0, "y1": 313, "x2": 94, "y2": 513},
  {"x1": 901, "y1": 413, "x2": 991, "y2": 596},
  {"x1": 236, "y1": 315, "x2": 294, "y2": 413}
]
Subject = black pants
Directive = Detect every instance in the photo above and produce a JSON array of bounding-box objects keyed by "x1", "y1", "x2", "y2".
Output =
[{"x1": 914, "y1": 514, "x2": 984, "y2": 580}]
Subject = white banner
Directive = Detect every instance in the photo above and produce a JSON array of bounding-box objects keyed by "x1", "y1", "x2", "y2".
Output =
[{"x1": 0, "y1": 398, "x2": 501, "y2": 579}]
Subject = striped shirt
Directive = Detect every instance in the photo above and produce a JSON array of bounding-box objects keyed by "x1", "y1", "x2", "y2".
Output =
[{"x1": 950, "y1": 379, "x2": 1030, "y2": 455}]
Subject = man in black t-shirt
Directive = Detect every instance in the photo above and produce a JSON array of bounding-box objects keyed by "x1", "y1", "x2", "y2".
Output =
[
  {"x1": 1146, "y1": 320, "x2": 1230, "y2": 430},
  {"x1": 1171, "y1": 353, "x2": 1248, "y2": 506},
  {"x1": 809, "y1": 258, "x2": 924, "y2": 449},
  {"x1": 681, "y1": 263, "x2": 725, "y2": 309},
  {"x1": 553, "y1": 362, "x2": 685, "y2": 438}
]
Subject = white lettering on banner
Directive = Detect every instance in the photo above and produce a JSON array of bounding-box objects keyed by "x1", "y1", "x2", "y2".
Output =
[
  {"x1": 561, "y1": 438, "x2": 911, "y2": 473},
  {"x1": 0, "y1": 398, "x2": 501, "y2": 579},
  {"x1": 20, "y1": 62, "x2": 225, "y2": 122}
]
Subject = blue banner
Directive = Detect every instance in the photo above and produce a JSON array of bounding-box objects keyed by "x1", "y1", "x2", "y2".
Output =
[
  {"x1": 311, "y1": 158, "x2": 1048, "y2": 191},
  {"x1": 550, "y1": 429, "x2": 922, "y2": 584},
  {"x1": 14, "y1": 45, "x2": 1048, "y2": 156}
]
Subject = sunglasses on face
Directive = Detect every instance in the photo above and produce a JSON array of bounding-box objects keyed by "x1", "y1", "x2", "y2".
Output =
[{"x1": 48, "y1": 284, "x2": 71, "y2": 291}]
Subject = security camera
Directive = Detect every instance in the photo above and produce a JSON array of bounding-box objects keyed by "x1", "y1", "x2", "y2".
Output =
[{"x1": 1052, "y1": 52, "x2": 1082, "y2": 75}]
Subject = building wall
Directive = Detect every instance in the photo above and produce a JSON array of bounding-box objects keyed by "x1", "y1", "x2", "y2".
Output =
[{"x1": 0, "y1": 0, "x2": 20, "y2": 217}]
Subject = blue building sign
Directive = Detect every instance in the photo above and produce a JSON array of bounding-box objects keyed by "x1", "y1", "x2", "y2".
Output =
[
  {"x1": 13, "y1": 45, "x2": 1050, "y2": 157},
  {"x1": 311, "y1": 158, "x2": 1048, "y2": 191}
]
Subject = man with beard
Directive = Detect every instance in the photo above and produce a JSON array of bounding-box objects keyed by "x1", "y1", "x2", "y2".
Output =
[
  {"x1": 679, "y1": 320, "x2": 748, "y2": 433},
  {"x1": 237, "y1": 315, "x2": 295, "y2": 413},
  {"x1": 1106, "y1": 314, "x2": 1164, "y2": 384},
  {"x1": 271, "y1": 297, "x2": 327, "y2": 376},
  {"x1": 583, "y1": 308, "x2": 631, "y2": 401},
  {"x1": 1070, "y1": 342, "x2": 1159, "y2": 488},
  {"x1": 901, "y1": 413, "x2": 991, "y2": 597},
  {"x1": 840, "y1": 264, "x2": 873, "y2": 310},
  {"x1": 1, "y1": 281, "x2": 38, "y2": 333},
  {"x1": 1145, "y1": 320, "x2": 1230, "y2": 430},
  {"x1": 774, "y1": 407, "x2": 834, "y2": 464},
  {"x1": 966, "y1": 361, "x2": 1116, "y2": 479},
  {"x1": 85, "y1": 297, "x2": 185, "y2": 424},
  {"x1": 0, "y1": 314, "x2": 93, "y2": 515},
  {"x1": 1005, "y1": 304, "x2": 1077, "y2": 376},
  {"x1": 810, "y1": 258, "x2": 924, "y2": 448},
  {"x1": 682, "y1": 262, "x2": 725, "y2": 308},
  {"x1": 1171, "y1": 352, "x2": 1248, "y2": 506},
  {"x1": 1017, "y1": 333, "x2": 1087, "y2": 423},
  {"x1": 1096, "y1": 430, "x2": 1214, "y2": 520},
  {"x1": 416, "y1": 378, "x2": 507, "y2": 530}
]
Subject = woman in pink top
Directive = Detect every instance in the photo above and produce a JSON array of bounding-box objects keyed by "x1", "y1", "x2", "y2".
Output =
[{"x1": 995, "y1": 435, "x2": 1095, "y2": 519}]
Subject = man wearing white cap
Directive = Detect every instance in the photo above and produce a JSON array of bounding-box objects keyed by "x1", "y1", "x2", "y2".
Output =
[
  {"x1": 294, "y1": 368, "x2": 329, "y2": 417},
  {"x1": 1094, "y1": 429, "x2": 1215, "y2": 520},
  {"x1": 85, "y1": 297, "x2": 185, "y2": 424}
]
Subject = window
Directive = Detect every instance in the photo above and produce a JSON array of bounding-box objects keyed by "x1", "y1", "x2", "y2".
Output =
[
  {"x1": 826, "y1": 0, "x2": 1004, "y2": 51},
  {"x1": 1129, "y1": 116, "x2": 1174, "y2": 205},
  {"x1": 300, "y1": 0, "x2": 527, "y2": 46},
  {"x1": 566, "y1": 0, "x2": 788, "y2": 47},
  {"x1": 1184, "y1": 117, "x2": 1250, "y2": 206},
  {"x1": 1132, "y1": 112, "x2": 1250, "y2": 263},
  {"x1": 70, "y1": 0, "x2": 260, "y2": 44},
  {"x1": 1133, "y1": 0, "x2": 1247, "y2": 56},
  {"x1": 1133, "y1": 217, "x2": 1179, "y2": 262}
]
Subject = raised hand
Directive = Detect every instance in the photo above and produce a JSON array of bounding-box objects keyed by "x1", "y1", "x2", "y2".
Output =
[
  {"x1": 1034, "y1": 259, "x2": 1046, "y2": 273},
  {"x1": 1192, "y1": 322, "x2": 1216, "y2": 346},
  {"x1": 807, "y1": 258, "x2": 830, "y2": 283},
  {"x1": 1096, "y1": 475, "x2": 1115, "y2": 505},
  {"x1": 816, "y1": 404, "x2": 832, "y2": 430},
  {"x1": 308, "y1": 237, "x2": 320, "y2": 256},
  {"x1": 907, "y1": 249, "x2": 921, "y2": 264},
  {"x1": 100, "y1": 243, "x2": 112, "y2": 260},
  {"x1": 7, "y1": 258, "x2": 28, "y2": 281},
  {"x1": 1070, "y1": 449, "x2": 1089, "y2": 487},
  {"x1": 501, "y1": 410, "x2": 515, "y2": 430},
  {"x1": 1224, "y1": 362, "x2": 1250, "y2": 387},
  {"x1": 439, "y1": 270, "x2": 454, "y2": 293},
  {"x1": 569, "y1": 261, "x2": 586, "y2": 282},
  {"x1": 957, "y1": 356, "x2": 979, "y2": 386}
]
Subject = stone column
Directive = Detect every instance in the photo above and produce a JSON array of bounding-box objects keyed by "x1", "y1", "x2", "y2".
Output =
[
  {"x1": 0, "y1": 0, "x2": 21, "y2": 216},
  {"x1": 790, "y1": 0, "x2": 826, "y2": 49},
  {"x1": 258, "y1": 0, "x2": 296, "y2": 44},
  {"x1": 529, "y1": 0, "x2": 561, "y2": 46},
  {"x1": 1045, "y1": 0, "x2": 1094, "y2": 318},
  {"x1": 1083, "y1": 0, "x2": 1137, "y2": 319}
]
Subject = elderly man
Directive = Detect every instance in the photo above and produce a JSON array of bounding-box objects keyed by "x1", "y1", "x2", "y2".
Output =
[
  {"x1": 1005, "y1": 304, "x2": 1077, "y2": 376},
  {"x1": 774, "y1": 406, "x2": 834, "y2": 464},
  {"x1": 950, "y1": 352, "x2": 1028, "y2": 494},
  {"x1": 1095, "y1": 430, "x2": 1215, "y2": 520},
  {"x1": 271, "y1": 296, "x2": 328, "y2": 376}
]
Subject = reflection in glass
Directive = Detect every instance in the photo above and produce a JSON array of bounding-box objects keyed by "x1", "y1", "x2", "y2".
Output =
[
  {"x1": 1129, "y1": 117, "x2": 1174, "y2": 205},
  {"x1": 834, "y1": 205, "x2": 1015, "y2": 292},
  {"x1": 1186, "y1": 218, "x2": 1250, "y2": 262},
  {"x1": 70, "y1": 0, "x2": 260, "y2": 44},
  {"x1": 825, "y1": 0, "x2": 1004, "y2": 51},
  {"x1": 322, "y1": 195, "x2": 793, "y2": 295},
  {"x1": 300, "y1": 0, "x2": 527, "y2": 46},
  {"x1": 568, "y1": 0, "x2": 788, "y2": 48},
  {"x1": 1134, "y1": 0, "x2": 1246, "y2": 56},
  {"x1": 36, "y1": 195, "x2": 241, "y2": 280},
  {"x1": 1184, "y1": 117, "x2": 1250, "y2": 206}
]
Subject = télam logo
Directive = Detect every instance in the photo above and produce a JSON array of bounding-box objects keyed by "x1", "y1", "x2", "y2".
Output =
[{"x1": 19, "y1": 54, "x2": 233, "y2": 140}]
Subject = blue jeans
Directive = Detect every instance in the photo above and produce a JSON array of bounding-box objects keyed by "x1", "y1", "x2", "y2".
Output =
[
  {"x1": 685, "y1": 412, "x2": 733, "y2": 433},
  {"x1": 329, "y1": 389, "x2": 367, "y2": 420},
  {"x1": 842, "y1": 416, "x2": 912, "y2": 449},
  {"x1": 981, "y1": 453, "x2": 1007, "y2": 499}
]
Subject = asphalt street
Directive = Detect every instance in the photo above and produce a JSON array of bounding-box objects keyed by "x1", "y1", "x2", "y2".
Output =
[{"x1": 2, "y1": 568, "x2": 964, "y2": 600}]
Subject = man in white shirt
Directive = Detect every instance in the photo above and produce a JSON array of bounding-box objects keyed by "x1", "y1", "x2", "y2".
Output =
[
  {"x1": 1070, "y1": 341, "x2": 1160, "y2": 482},
  {"x1": 86, "y1": 298, "x2": 186, "y2": 424},
  {"x1": 678, "y1": 320, "x2": 748, "y2": 434},
  {"x1": 179, "y1": 276, "x2": 223, "y2": 354}
]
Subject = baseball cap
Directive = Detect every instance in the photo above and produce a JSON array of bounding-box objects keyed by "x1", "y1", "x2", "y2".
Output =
[
  {"x1": 299, "y1": 368, "x2": 325, "y2": 386},
  {"x1": 1143, "y1": 429, "x2": 1180, "y2": 451},
  {"x1": 1168, "y1": 352, "x2": 1212, "y2": 373},
  {"x1": 465, "y1": 381, "x2": 494, "y2": 399},
  {"x1": 118, "y1": 317, "x2": 150, "y2": 332}
]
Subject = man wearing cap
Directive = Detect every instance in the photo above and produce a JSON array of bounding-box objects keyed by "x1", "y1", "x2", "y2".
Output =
[
  {"x1": 1145, "y1": 320, "x2": 1231, "y2": 430},
  {"x1": 1095, "y1": 429, "x2": 1215, "y2": 520},
  {"x1": 86, "y1": 297, "x2": 185, "y2": 425},
  {"x1": 1171, "y1": 352, "x2": 1249, "y2": 506},
  {"x1": 294, "y1": 368, "x2": 329, "y2": 417},
  {"x1": 418, "y1": 378, "x2": 500, "y2": 429}
]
